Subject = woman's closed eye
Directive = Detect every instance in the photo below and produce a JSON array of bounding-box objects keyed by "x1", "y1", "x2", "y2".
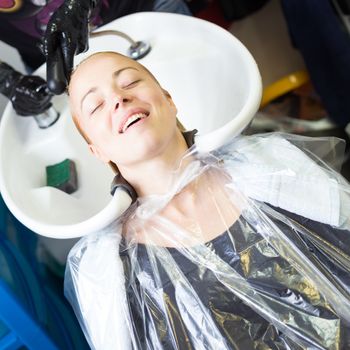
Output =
[
  {"x1": 122, "y1": 79, "x2": 141, "y2": 89},
  {"x1": 90, "y1": 102, "x2": 103, "y2": 115}
]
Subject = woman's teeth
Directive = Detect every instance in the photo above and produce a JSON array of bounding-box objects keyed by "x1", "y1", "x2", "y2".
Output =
[{"x1": 122, "y1": 113, "x2": 148, "y2": 133}]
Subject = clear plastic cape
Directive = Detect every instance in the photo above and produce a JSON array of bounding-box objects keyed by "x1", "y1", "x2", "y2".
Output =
[{"x1": 65, "y1": 133, "x2": 350, "y2": 350}]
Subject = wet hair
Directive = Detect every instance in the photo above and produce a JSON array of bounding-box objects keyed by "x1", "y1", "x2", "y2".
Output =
[
  {"x1": 68, "y1": 51, "x2": 160, "y2": 93},
  {"x1": 68, "y1": 51, "x2": 185, "y2": 174}
]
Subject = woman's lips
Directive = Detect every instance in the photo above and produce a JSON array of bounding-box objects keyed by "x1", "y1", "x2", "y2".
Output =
[{"x1": 119, "y1": 110, "x2": 150, "y2": 134}]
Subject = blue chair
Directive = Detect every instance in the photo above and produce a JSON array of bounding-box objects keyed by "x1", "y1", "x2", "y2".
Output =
[
  {"x1": 0, "y1": 280, "x2": 58, "y2": 350},
  {"x1": 0, "y1": 233, "x2": 89, "y2": 350}
]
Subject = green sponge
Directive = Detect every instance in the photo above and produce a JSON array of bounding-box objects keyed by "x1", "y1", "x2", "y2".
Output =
[{"x1": 46, "y1": 158, "x2": 78, "y2": 194}]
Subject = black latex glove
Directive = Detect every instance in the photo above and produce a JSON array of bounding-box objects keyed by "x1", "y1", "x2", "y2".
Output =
[
  {"x1": 41, "y1": 0, "x2": 96, "y2": 95},
  {"x1": 0, "y1": 62, "x2": 52, "y2": 116}
]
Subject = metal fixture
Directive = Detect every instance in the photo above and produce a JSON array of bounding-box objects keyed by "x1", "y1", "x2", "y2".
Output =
[
  {"x1": 90, "y1": 30, "x2": 151, "y2": 60},
  {"x1": 33, "y1": 106, "x2": 59, "y2": 129}
]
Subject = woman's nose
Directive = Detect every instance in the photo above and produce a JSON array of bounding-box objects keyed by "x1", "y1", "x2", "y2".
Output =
[{"x1": 111, "y1": 93, "x2": 131, "y2": 111}]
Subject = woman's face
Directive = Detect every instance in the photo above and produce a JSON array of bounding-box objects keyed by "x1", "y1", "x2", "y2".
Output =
[{"x1": 69, "y1": 52, "x2": 178, "y2": 167}]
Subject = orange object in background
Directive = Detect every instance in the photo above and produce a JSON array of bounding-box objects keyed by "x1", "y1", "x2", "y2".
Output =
[
  {"x1": 261, "y1": 70, "x2": 310, "y2": 108},
  {"x1": 260, "y1": 70, "x2": 327, "y2": 121}
]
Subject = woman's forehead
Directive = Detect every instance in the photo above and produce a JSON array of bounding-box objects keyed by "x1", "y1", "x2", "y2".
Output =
[
  {"x1": 69, "y1": 54, "x2": 133, "y2": 95},
  {"x1": 75, "y1": 53, "x2": 137, "y2": 78}
]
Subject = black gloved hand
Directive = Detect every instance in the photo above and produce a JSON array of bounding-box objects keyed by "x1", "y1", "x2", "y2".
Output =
[
  {"x1": 41, "y1": 0, "x2": 96, "y2": 95},
  {"x1": 0, "y1": 62, "x2": 52, "y2": 116}
]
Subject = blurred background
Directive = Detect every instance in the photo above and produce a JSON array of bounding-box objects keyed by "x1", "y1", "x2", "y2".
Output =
[{"x1": 1, "y1": 0, "x2": 349, "y2": 348}]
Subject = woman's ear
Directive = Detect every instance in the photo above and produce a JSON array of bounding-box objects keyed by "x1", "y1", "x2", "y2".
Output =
[{"x1": 88, "y1": 144, "x2": 110, "y2": 163}]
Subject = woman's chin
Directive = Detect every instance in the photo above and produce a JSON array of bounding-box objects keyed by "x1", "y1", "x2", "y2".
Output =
[
  {"x1": 114, "y1": 124, "x2": 177, "y2": 165},
  {"x1": 117, "y1": 141, "x2": 164, "y2": 166}
]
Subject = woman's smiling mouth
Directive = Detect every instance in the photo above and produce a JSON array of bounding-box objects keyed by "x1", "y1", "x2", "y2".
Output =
[{"x1": 119, "y1": 111, "x2": 150, "y2": 134}]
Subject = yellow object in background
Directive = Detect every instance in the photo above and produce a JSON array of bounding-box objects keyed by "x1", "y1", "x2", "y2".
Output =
[{"x1": 261, "y1": 70, "x2": 310, "y2": 108}]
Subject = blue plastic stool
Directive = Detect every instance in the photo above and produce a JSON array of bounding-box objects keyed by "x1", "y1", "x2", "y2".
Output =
[
  {"x1": 0, "y1": 232, "x2": 89, "y2": 350},
  {"x1": 0, "y1": 279, "x2": 58, "y2": 350},
  {"x1": 0, "y1": 232, "x2": 57, "y2": 350}
]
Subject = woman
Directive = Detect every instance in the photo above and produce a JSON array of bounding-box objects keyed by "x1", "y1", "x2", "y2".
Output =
[{"x1": 66, "y1": 52, "x2": 350, "y2": 350}]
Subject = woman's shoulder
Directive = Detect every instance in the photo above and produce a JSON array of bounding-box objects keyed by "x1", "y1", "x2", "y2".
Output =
[{"x1": 216, "y1": 133, "x2": 346, "y2": 227}]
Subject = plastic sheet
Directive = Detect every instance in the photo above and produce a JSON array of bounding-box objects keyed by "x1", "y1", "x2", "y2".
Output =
[{"x1": 65, "y1": 133, "x2": 350, "y2": 350}]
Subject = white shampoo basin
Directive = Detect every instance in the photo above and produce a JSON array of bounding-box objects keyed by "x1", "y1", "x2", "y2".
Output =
[{"x1": 0, "y1": 12, "x2": 261, "y2": 239}]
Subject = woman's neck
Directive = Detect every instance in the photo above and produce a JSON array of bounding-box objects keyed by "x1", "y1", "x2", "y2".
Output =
[
  {"x1": 129, "y1": 169, "x2": 242, "y2": 247},
  {"x1": 120, "y1": 130, "x2": 190, "y2": 197}
]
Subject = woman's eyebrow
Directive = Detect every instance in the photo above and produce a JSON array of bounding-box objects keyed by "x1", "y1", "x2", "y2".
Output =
[
  {"x1": 113, "y1": 66, "x2": 139, "y2": 78},
  {"x1": 80, "y1": 67, "x2": 140, "y2": 111},
  {"x1": 80, "y1": 87, "x2": 97, "y2": 111}
]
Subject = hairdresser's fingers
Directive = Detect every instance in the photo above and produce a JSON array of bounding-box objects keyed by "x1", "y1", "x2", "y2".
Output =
[
  {"x1": 43, "y1": 18, "x2": 68, "y2": 95},
  {"x1": 10, "y1": 75, "x2": 53, "y2": 116},
  {"x1": 60, "y1": 31, "x2": 77, "y2": 80},
  {"x1": 41, "y1": 11, "x2": 61, "y2": 58},
  {"x1": 76, "y1": 20, "x2": 89, "y2": 54},
  {"x1": 46, "y1": 43, "x2": 68, "y2": 95},
  {"x1": 43, "y1": 0, "x2": 93, "y2": 93},
  {"x1": 12, "y1": 100, "x2": 52, "y2": 116},
  {"x1": 14, "y1": 104, "x2": 53, "y2": 116},
  {"x1": 14, "y1": 95, "x2": 53, "y2": 114},
  {"x1": 14, "y1": 89, "x2": 53, "y2": 109}
]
